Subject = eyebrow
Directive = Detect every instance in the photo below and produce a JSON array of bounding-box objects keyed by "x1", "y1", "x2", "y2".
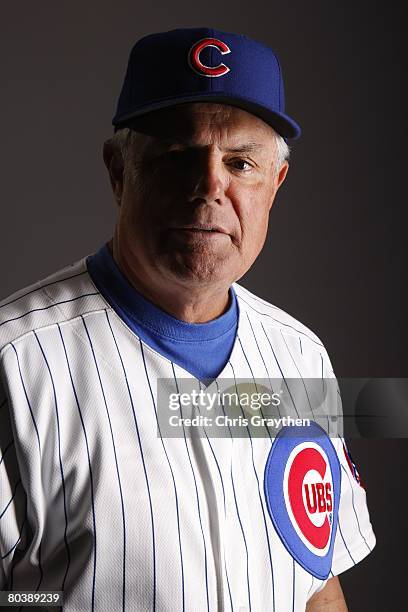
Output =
[
  {"x1": 225, "y1": 143, "x2": 265, "y2": 153},
  {"x1": 155, "y1": 138, "x2": 265, "y2": 153}
]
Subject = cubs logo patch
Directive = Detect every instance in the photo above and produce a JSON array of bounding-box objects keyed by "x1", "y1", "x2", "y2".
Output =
[
  {"x1": 264, "y1": 421, "x2": 341, "y2": 579},
  {"x1": 188, "y1": 37, "x2": 231, "y2": 77}
]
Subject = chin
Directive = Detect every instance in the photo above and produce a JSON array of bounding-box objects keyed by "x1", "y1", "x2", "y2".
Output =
[{"x1": 161, "y1": 252, "x2": 234, "y2": 287}]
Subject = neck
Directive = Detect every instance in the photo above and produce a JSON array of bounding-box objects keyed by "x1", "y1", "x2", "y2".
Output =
[{"x1": 109, "y1": 239, "x2": 231, "y2": 323}]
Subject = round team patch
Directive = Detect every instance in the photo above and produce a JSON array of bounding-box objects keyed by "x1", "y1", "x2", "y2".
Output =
[{"x1": 264, "y1": 422, "x2": 341, "y2": 579}]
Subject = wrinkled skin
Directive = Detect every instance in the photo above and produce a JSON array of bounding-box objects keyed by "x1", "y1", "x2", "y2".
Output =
[{"x1": 104, "y1": 102, "x2": 288, "y2": 322}]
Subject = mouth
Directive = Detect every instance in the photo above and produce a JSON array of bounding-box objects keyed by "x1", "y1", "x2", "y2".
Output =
[{"x1": 170, "y1": 224, "x2": 229, "y2": 235}]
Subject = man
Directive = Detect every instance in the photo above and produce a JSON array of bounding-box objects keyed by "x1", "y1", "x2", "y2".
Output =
[{"x1": 0, "y1": 27, "x2": 375, "y2": 611}]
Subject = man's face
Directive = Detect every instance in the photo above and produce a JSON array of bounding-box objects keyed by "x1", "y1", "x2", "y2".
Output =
[{"x1": 109, "y1": 102, "x2": 288, "y2": 290}]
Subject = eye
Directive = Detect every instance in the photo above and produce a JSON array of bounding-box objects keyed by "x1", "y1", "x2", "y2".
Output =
[{"x1": 229, "y1": 158, "x2": 253, "y2": 172}]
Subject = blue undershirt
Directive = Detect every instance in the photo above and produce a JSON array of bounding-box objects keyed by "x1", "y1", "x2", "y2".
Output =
[{"x1": 86, "y1": 244, "x2": 239, "y2": 383}]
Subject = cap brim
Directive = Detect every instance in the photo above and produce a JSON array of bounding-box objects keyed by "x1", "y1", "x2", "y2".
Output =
[{"x1": 113, "y1": 93, "x2": 301, "y2": 140}]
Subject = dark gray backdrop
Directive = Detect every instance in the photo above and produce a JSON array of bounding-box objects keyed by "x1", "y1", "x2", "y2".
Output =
[{"x1": 1, "y1": 1, "x2": 406, "y2": 609}]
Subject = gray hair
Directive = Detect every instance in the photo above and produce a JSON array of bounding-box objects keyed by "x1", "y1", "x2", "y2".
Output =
[
  {"x1": 275, "y1": 133, "x2": 290, "y2": 166},
  {"x1": 111, "y1": 123, "x2": 290, "y2": 167}
]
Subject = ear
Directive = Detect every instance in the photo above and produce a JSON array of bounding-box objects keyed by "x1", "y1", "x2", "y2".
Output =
[
  {"x1": 103, "y1": 139, "x2": 124, "y2": 205},
  {"x1": 268, "y1": 161, "x2": 289, "y2": 211},
  {"x1": 276, "y1": 160, "x2": 289, "y2": 190}
]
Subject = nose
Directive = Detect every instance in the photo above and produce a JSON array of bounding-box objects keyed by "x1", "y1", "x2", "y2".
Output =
[{"x1": 189, "y1": 149, "x2": 226, "y2": 204}]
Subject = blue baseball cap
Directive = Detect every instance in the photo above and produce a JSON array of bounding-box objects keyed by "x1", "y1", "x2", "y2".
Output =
[{"x1": 112, "y1": 27, "x2": 301, "y2": 139}]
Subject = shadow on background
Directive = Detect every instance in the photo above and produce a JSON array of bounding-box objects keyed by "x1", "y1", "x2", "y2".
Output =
[{"x1": 340, "y1": 439, "x2": 407, "y2": 610}]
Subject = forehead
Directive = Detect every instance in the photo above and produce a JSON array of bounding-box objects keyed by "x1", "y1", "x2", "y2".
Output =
[{"x1": 130, "y1": 102, "x2": 276, "y2": 144}]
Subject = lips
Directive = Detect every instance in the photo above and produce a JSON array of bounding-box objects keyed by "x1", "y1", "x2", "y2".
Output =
[{"x1": 170, "y1": 223, "x2": 229, "y2": 234}]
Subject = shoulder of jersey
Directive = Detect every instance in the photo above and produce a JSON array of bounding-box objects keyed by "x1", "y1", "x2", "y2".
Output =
[
  {"x1": 0, "y1": 256, "x2": 106, "y2": 352},
  {"x1": 233, "y1": 281, "x2": 325, "y2": 351}
]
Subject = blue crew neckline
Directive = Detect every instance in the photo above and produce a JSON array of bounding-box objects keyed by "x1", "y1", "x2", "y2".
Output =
[{"x1": 86, "y1": 243, "x2": 238, "y2": 344}]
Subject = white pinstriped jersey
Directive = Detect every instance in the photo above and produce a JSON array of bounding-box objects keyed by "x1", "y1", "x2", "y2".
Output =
[{"x1": 0, "y1": 256, "x2": 376, "y2": 611}]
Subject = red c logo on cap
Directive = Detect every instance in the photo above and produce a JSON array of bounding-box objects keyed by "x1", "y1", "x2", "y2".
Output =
[{"x1": 188, "y1": 38, "x2": 231, "y2": 77}]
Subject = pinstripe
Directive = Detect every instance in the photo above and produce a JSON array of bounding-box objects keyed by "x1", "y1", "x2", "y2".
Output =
[
  {"x1": 226, "y1": 365, "x2": 276, "y2": 611},
  {"x1": 35, "y1": 543, "x2": 43, "y2": 597},
  {"x1": 81, "y1": 316, "x2": 127, "y2": 612},
  {"x1": 10, "y1": 344, "x2": 42, "y2": 457},
  {"x1": 259, "y1": 322, "x2": 300, "y2": 418},
  {"x1": 34, "y1": 331, "x2": 71, "y2": 591},
  {"x1": 229, "y1": 461, "x2": 252, "y2": 612},
  {"x1": 0, "y1": 271, "x2": 88, "y2": 311},
  {"x1": 299, "y1": 338, "x2": 303, "y2": 355},
  {"x1": 319, "y1": 353, "x2": 330, "y2": 434},
  {"x1": 0, "y1": 479, "x2": 21, "y2": 519},
  {"x1": 336, "y1": 519, "x2": 355, "y2": 564},
  {"x1": 224, "y1": 559, "x2": 233, "y2": 611},
  {"x1": 3, "y1": 519, "x2": 26, "y2": 592},
  {"x1": 237, "y1": 336, "x2": 259, "y2": 393},
  {"x1": 10, "y1": 338, "x2": 45, "y2": 592},
  {"x1": 228, "y1": 361, "x2": 253, "y2": 612},
  {"x1": 320, "y1": 354, "x2": 324, "y2": 386},
  {"x1": 8, "y1": 346, "x2": 44, "y2": 590},
  {"x1": 237, "y1": 334, "x2": 273, "y2": 442},
  {"x1": 1, "y1": 515, "x2": 26, "y2": 559},
  {"x1": 172, "y1": 364, "x2": 210, "y2": 612},
  {"x1": 234, "y1": 286, "x2": 282, "y2": 311},
  {"x1": 198, "y1": 383, "x2": 228, "y2": 515},
  {"x1": 340, "y1": 465, "x2": 372, "y2": 552},
  {"x1": 106, "y1": 312, "x2": 157, "y2": 611},
  {"x1": 0, "y1": 293, "x2": 99, "y2": 329},
  {"x1": 58, "y1": 323, "x2": 97, "y2": 612},
  {"x1": 140, "y1": 342, "x2": 186, "y2": 612},
  {"x1": 10, "y1": 534, "x2": 33, "y2": 597},
  {"x1": 236, "y1": 294, "x2": 324, "y2": 347},
  {"x1": 279, "y1": 331, "x2": 315, "y2": 420},
  {"x1": 0, "y1": 439, "x2": 14, "y2": 466},
  {"x1": 245, "y1": 312, "x2": 282, "y2": 419},
  {"x1": 198, "y1": 380, "x2": 234, "y2": 612}
]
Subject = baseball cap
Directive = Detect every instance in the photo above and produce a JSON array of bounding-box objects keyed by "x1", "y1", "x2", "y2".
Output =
[{"x1": 112, "y1": 27, "x2": 301, "y2": 139}]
